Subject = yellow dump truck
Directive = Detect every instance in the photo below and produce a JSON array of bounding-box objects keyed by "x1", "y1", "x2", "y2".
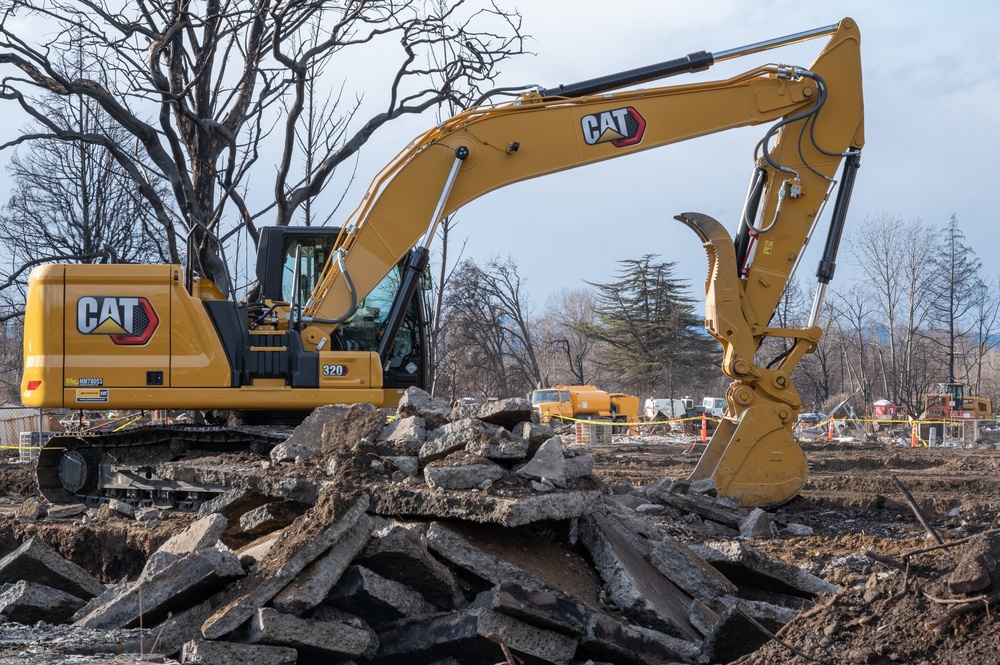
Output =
[{"x1": 530, "y1": 385, "x2": 640, "y2": 426}]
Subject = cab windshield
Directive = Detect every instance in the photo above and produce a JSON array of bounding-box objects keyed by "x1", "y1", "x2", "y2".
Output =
[{"x1": 532, "y1": 390, "x2": 561, "y2": 403}]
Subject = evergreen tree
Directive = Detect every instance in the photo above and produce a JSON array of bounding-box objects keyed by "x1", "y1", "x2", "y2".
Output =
[
  {"x1": 926, "y1": 215, "x2": 983, "y2": 382},
  {"x1": 586, "y1": 255, "x2": 717, "y2": 397}
]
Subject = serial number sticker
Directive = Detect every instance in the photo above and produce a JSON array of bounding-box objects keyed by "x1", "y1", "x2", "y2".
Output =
[{"x1": 76, "y1": 388, "x2": 109, "y2": 403}]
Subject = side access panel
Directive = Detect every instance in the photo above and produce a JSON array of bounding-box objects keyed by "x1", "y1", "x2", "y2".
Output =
[{"x1": 50, "y1": 264, "x2": 229, "y2": 408}]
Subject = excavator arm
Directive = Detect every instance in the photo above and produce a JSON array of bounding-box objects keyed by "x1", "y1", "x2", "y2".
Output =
[{"x1": 301, "y1": 19, "x2": 863, "y2": 507}]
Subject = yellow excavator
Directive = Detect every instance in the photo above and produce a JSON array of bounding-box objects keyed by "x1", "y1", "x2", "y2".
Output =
[{"x1": 21, "y1": 19, "x2": 864, "y2": 508}]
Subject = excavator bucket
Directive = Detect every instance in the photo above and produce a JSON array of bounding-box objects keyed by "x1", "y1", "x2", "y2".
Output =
[{"x1": 689, "y1": 405, "x2": 807, "y2": 507}]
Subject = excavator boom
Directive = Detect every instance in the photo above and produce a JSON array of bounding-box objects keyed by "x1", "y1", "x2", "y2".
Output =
[{"x1": 304, "y1": 19, "x2": 863, "y2": 506}]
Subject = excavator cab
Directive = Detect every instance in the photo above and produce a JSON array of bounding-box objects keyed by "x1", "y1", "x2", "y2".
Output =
[{"x1": 251, "y1": 226, "x2": 428, "y2": 393}]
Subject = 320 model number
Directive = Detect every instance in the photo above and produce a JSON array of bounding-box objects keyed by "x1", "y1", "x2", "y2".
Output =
[{"x1": 322, "y1": 364, "x2": 350, "y2": 377}]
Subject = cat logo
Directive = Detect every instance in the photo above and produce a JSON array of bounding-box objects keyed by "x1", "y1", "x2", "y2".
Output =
[
  {"x1": 580, "y1": 107, "x2": 646, "y2": 147},
  {"x1": 77, "y1": 296, "x2": 159, "y2": 346}
]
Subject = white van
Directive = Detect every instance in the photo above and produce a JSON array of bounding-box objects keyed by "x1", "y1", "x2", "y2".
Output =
[{"x1": 644, "y1": 398, "x2": 687, "y2": 420}]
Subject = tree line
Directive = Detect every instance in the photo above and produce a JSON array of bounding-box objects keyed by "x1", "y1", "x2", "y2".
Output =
[{"x1": 423, "y1": 213, "x2": 999, "y2": 418}]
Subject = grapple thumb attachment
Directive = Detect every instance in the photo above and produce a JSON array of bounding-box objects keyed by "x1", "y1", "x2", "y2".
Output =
[
  {"x1": 675, "y1": 211, "x2": 810, "y2": 508},
  {"x1": 689, "y1": 406, "x2": 807, "y2": 507}
]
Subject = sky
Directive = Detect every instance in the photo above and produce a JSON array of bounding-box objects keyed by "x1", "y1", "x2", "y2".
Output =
[
  {"x1": 430, "y1": 0, "x2": 1000, "y2": 314},
  {"x1": 1, "y1": 1, "x2": 998, "y2": 317}
]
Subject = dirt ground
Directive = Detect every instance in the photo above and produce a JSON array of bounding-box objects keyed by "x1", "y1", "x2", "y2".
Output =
[
  {"x1": 590, "y1": 434, "x2": 1000, "y2": 664},
  {"x1": 2, "y1": 432, "x2": 1000, "y2": 663}
]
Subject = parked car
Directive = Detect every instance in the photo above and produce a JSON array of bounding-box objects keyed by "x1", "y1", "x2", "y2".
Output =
[{"x1": 795, "y1": 413, "x2": 824, "y2": 427}]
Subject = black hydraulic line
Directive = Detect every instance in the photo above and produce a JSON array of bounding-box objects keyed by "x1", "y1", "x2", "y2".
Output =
[
  {"x1": 815, "y1": 148, "x2": 862, "y2": 284},
  {"x1": 735, "y1": 167, "x2": 766, "y2": 269},
  {"x1": 539, "y1": 51, "x2": 714, "y2": 99},
  {"x1": 377, "y1": 247, "x2": 430, "y2": 363}
]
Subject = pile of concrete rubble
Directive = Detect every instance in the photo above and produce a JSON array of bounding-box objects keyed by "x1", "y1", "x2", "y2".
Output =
[{"x1": 0, "y1": 388, "x2": 836, "y2": 664}]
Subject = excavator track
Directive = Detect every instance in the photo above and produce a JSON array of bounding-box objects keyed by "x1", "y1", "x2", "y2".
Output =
[{"x1": 36, "y1": 426, "x2": 290, "y2": 511}]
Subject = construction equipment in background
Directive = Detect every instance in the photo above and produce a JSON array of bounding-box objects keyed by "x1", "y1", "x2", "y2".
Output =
[
  {"x1": 920, "y1": 382, "x2": 994, "y2": 422},
  {"x1": 701, "y1": 397, "x2": 726, "y2": 418},
  {"x1": 918, "y1": 382, "x2": 994, "y2": 443},
  {"x1": 644, "y1": 398, "x2": 688, "y2": 421},
  {"x1": 22, "y1": 19, "x2": 864, "y2": 508},
  {"x1": 531, "y1": 386, "x2": 639, "y2": 430}
]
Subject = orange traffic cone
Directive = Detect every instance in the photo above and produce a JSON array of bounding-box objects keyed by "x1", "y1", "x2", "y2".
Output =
[{"x1": 911, "y1": 422, "x2": 918, "y2": 447}]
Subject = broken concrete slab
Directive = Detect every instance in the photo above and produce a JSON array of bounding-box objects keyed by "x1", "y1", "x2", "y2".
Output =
[
  {"x1": 425, "y1": 522, "x2": 571, "y2": 596},
  {"x1": 580, "y1": 611, "x2": 701, "y2": 665},
  {"x1": 197, "y1": 487, "x2": 272, "y2": 521},
  {"x1": 107, "y1": 498, "x2": 135, "y2": 518},
  {"x1": 564, "y1": 450, "x2": 594, "y2": 480},
  {"x1": 688, "y1": 598, "x2": 720, "y2": 636},
  {"x1": 355, "y1": 522, "x2": 462, "y2": 610},
  {"x1": 579, "y1": 513, "x2": 701, "y2": 642},
  {"x1": 730, "y1": 597, "x2": 800, "y2": 625},
  {"x1": 0, "y1": 537, "x2": 104, "y2": 600},
  {"x1": 46, "y1": 503, "x2": 86, "y2": 519},
  {"x1": 471, "y1": 583, "x2": 588, "y2": 636},
  {"x1": 269, "y1": 439, "x2": 317, "y2": 464},
  {"x1": 376, "y1": 608, "x2": 577, "y2": 665},
  {"x1": 15, "y1": 498, "x2": 47, "y2": 522},
  {"x1": 424, "y1": 455, "x2": 504, "y2": 490},
  {"x1": 468, "y1": 397, "x2": 535, "y2": 430},
  {"x1": 784, "y1": 522, "x2": 815, "y2": 537},
  {"x1": 270, "y1": 512, "x2": 373, "y2": 616},
  {"x1": 397, "y1": 387, "x2": 451, "y2": 429},
  {"x1": 370, "y1": 484, "x2": 603, "y2": 527},
  {"x1": 688, "y1": 478, "x2": 719, "y2": 497},
  {"x1": 239, "y1": 501, "x2": 307, "y2": 537},
  {"x1": 514, "y1": 421, "x2": 554, "y2": 448},
  {"x1": 383, "y1": 455, "x2": 420, "y2": 478},
  {"x1": 649, "y1": 536, "x2": 737, "y2": 603},
  {"x1": 377, "y1": 416, "x2": 427, "y2": 454},
  {"x1": 650, "y1": 490, "x2": 743, "y2": 528},
  {"x1": 739, "y1": 507, "x2": 777, "y2": 539},
  {"x1": 235, "y1": 532, "x2": 281, "y2": 569},
  {"x1": 690, "y1": 540, "x2": 838, "y2": 597},
  {"x1": 142, "y1": 514, "x2": 229, "y2": 581},
  {"x1": 419, "y1": 418, "x2": 511, "y2": 465},
  {"x1": 201, "y1": 494, "x2": 370, "y2": 639},
  {"x1": 281, "y1": 403, "x2": 350, "y2": 453},
  {"x1": 163, "y1": 514, "x2": 229, "y2": 556},
  {"x1": 135, "y1": 507, "x2": 168, "y2": 522},
  {"x1": 607, "y1": 494, "x2": 649, "y2": 511},
  {"x1": 465, "y1": 436, "x2": 528, "y2": 461},
  {"x1": 247, "y1": 607, "x2": 379, "y2": 660},
  {"x1": 149, "y1": 596, "x2": 226, "y2": 658},
  {"x1": 181, "y1": 639, "x2": 297, "y2": 665},
  {"x1": 424, "y1": 522, "x2": 604, "y2": 619},
  {"x1": 0, "y1": 580, "x2": 85, "y2": 625},
  {"x1": 327, "y1": 565, "x2": 436, "y2": 627},
  {"x1": 76, "y1": 547, "x2": 245, "y2": 629},
  {"x1": 516, "y1": 437, "x2": 567, "y2": 487}
]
